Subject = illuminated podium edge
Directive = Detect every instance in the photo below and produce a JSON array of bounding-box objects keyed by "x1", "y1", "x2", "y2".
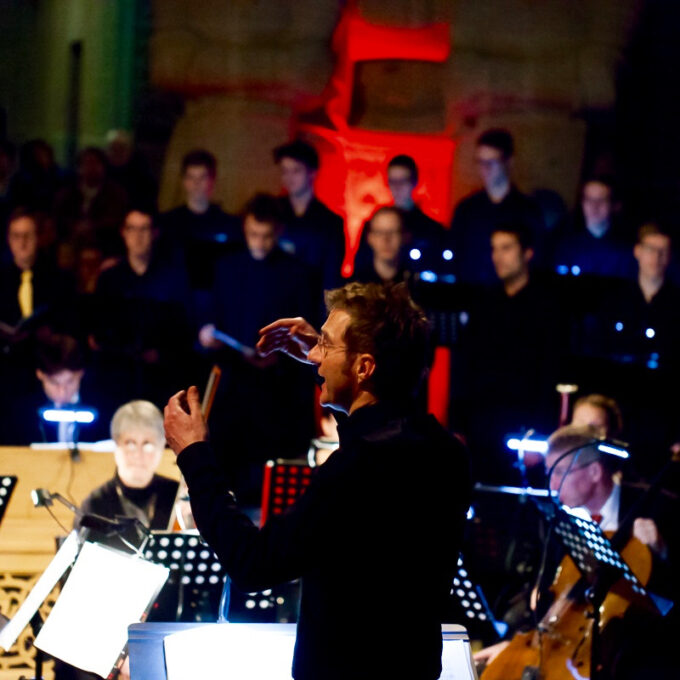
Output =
[{"x1": 127, "y1": 622, "x2": 476, "y2": 680}]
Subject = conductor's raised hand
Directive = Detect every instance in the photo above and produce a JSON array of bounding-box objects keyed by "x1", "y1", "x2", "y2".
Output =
[
  {"x1": 164, "y1": 386, "x2": 209, "y2": 455},
  {"x1": 256, "y1": 317, "x2": 319, "y2": 364}
]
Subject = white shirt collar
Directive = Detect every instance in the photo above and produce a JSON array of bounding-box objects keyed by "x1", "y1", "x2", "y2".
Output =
[
  {"x1": 573, "y1": 483, "x2": 620, "y2": 531},
  {"x1": 597, "y1": 482, "x2": 620, "y2": 532}
]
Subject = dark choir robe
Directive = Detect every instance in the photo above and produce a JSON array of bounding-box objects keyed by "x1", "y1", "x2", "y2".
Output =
[
  {"x1": 453, "y1": 278, "x2": 566, "y2": 484},
  {"x1": 277, "y1": 196, "x2": 345, "y2": 292},
  {"x1": 91, "y1": 252, "x2": 192, "y2": 406},
  {"x1": 354, "y1": 204, "x2": 446, "y2": 274},
  {"x1": 449, "y1": 187, "x2": 545, "y2": 285},
  {"x1": 206, "y1": 246, "x2": 319, "y2": 504},
  {"x1": 590, "y1": 279, "x2": 680, "y2": 479},
  {"x1": 159, "y1": 203, "x2": 242, "y2": 290},
  {"x1": 53, "y1": 179, "x2": 129, "y2": 257},
  {"x1": 549, "y1": 220, "x2": 636, "y2": 280}
]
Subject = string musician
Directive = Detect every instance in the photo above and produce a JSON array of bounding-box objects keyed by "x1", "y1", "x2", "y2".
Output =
[{"x1": 477, "y1": 424, "x2": 678, "y2": 680}]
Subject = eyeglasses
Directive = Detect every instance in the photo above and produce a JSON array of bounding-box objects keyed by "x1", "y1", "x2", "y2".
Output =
[
  {"x1": 316, "y1": 335, "x2": 348, "y2": 357},
  {"x1": 638, "y1": 243, "x2": 670, "y2": 257},
  {"x1": 120, "y1": 439, "x2": 160, "y2": 455},
  {"x1": 550, "y1": 461, "x2": 594, "y2": 478}
]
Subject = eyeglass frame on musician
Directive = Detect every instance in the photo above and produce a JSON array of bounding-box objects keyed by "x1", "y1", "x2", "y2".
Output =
[{"x1": 315, "y1": 333, "x2": 349, "y2": 358}]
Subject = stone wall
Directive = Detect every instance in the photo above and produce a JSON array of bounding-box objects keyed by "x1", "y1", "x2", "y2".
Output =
[{"x1": 151, "y1": 0, "x2": 639, "y2": 215}]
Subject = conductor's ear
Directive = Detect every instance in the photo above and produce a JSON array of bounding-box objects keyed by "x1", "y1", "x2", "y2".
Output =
[{"x1": 355, "y1": 353, "x2": 376, "y2": 386}]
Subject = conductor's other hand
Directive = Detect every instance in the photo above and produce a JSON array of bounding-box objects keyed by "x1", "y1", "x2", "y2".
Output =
[
  {"x1": 164, "y1": 386, "x2": 208, "y2": 455},
  {"x1": 256, "y1": 317, "x2": 319, "y2": 364}
]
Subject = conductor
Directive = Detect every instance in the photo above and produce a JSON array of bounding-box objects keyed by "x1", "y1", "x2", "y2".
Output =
[{"x1": 164, "y1": 282, "x2": 471, "y2": 680}]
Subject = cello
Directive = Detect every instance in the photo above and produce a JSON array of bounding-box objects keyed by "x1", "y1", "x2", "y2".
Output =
[
  {"x1": 481, "y1": 444, "x2": 678, "y2": 680},
  {"x1": 480, "y1": 532, "x2": 652, "y2": 680}
]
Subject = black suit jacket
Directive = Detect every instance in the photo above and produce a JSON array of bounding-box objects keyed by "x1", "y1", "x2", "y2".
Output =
[
  {"x1": 0, "y1": 257, "x2": 76, "y2": 333},
  {"x1": 179, "y1": 403, "x2": 471, "y2": 680}
]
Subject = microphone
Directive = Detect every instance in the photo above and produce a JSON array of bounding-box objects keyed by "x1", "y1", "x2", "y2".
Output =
[{"x1": 31, "y1": 488, "x2": 80, "y2": 514}]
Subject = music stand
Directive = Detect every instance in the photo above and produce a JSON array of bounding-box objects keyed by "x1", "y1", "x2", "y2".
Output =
[
  {"x1": 0, "y1": 475, "x2": 17, "y2": 523},
  {"x1": 449, "y1": 555, "x2": 507, "y2": 642},
  {"x1": 261, "y1": 459, "x2": 313, "y2": 524},
  {"x1": 34, "y1": 540, "x2": 169, "y2": 677},
  {"x1": 144, "y1": 532, "x2": 227, "y2": 622},
  {"x1": 532, "y1": 499, "x2": 672, "y2": 680},
  {"x1": 0, "y1": 532, "x2": 80, "y2": 679}
]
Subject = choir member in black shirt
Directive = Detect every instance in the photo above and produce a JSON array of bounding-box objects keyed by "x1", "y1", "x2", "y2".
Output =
[
  {"x1": 352, "y1": 206, "x2": 409, "y2": 285},
  {"x1": 453, "y1": 224, "x2": 565, "y2": 483},
  {"x1": 91, "y1": 208, "x2": 192, "y2": 406},
  {"x1": 198, "y1": 193, "x2": 318, "y2": 503},
  {"x1": 53, "y1": 147, "x2": 129, "y2": 257},
  {"x1": 3, "y1": 331, "x2": 110, "y2": 445},
  {"x1": 273, "y1": 139, "x2": 345, "y2": 292},
  {"x1": 355, "y1": 154, "x2": 446, "y2": 274},
  {"x1": 159, "y1": 149, "x2": 241, "y2": 296},
  {"x1": 549, "y1": 176, "x2": 635, "y2": 280},
  {"x1": 449, "y1": 129, "x2": 545, "y2": 286}
]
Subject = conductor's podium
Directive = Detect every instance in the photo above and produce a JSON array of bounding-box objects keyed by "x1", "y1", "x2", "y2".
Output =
[
  {"x1": 0, "y1": 445, "x2": 181, "y2": 680},
  {"x1": 128, "y1": 622, "x2": 479, "y2": 680}
]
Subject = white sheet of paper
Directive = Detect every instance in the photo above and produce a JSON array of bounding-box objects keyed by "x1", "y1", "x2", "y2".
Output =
[
  {"x1": 164, "y1": 624, "x2": 297, "y2": 680},
  {"x1": 441, "y1": 625, "x2": 478, "y2": 680},
  {"x1": 162, "y1": 623, "x2": 477, "y2": 680},
  {"x1": 35, "y1": 541, "x2": 168, "y2": 678},
  {"x1": 0, "y1": 531, "x2": 79, "y2": 651}
]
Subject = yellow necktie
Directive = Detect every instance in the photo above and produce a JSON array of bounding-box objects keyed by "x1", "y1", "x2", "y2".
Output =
[{"x1": 18, "y1": 269, "x2": 33, "y2": 318}]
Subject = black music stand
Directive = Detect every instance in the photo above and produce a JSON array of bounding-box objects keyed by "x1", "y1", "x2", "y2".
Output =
[
  {"x1": 0, "y1": 475, "x2": 17, "y2": 523},
  {"x1": 261, "y1": 458, "x2": 313, "y2": 524},
  {"x1": 533, "y1": 499, "x2": 672, "y2": 680},
  {"x1": 144, "y1": 532, "x2": 228, "y2": 622},
  {"x1": 449, "y1": 554, "x2": 508, "y2": 643}
]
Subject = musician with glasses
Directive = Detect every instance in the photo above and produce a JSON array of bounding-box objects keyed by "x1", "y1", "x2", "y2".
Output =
[
  {"x1": 76, "y1": 400, "x2": 178, "y2": 549},
  {"x1": 165, "y1": 282, "x2": 471, "y2": 680},
  {"x1": 476, "y1": 424, "x2": 677, "y2": 679}
]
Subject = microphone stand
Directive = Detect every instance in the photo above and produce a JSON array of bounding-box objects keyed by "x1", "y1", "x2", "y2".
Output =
[
  {"x1": 27, "y1": 611, "x2": 45, "y2": 680},
  {"x1": 69, "y1": 422, "x2": 81, "y2": 463}
]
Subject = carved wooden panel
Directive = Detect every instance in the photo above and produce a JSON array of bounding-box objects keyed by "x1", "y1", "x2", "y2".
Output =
[{"x1": 0, "y1": 571, "x2": 56, "y2": 680}]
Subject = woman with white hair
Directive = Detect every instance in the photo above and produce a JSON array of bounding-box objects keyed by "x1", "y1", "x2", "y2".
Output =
[{"x1": 77, "y1": 400, "x2": 178, "y2": 548}]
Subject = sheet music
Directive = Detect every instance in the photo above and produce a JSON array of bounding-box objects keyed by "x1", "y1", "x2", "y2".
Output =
[{"x1": 35, "y1": 541, "x2": 168, "y2": 678}]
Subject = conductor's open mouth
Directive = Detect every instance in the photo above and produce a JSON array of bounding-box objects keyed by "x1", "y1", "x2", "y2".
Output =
[{"x1": 315, "y1": 374, "x2": 325, "y2": 386}]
